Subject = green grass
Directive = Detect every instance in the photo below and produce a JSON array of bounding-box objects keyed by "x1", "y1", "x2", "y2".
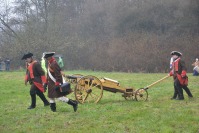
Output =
[{"x1": 0, "y1": 71, "x2": 198, "y2": 133}]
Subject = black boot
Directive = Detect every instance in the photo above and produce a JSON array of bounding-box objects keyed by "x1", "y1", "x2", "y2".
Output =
[
  {"x1": 68, "y1": 99, "x2": 78, "y2": 112},
  {"x1": 175, "y1": 82, "x2": 184, "y2": 100},
  {"x1": 182, "y1": 86, "x2": 193, "y2": 97},
  {"x1": 176, "y1": 94, "x2": 184, "y2": 100},
  {"x1": 171, "y1": 85, "x2": 178, "y2": 100},
  {"x1": 44, "y1": 102, "x2": 50, "y2": 106},
  {"x1": 171, "y1": 93, "x2": 178, "y2": 100},
  {"x1": 36, "y1": 90, "x2": 50, "y2": 106},
  {"x1": 28, "y1": 94, "x2": 36, "y2": 109},
  {"x1": 50, "y1": 103, "x2": 56, "y2": 112}
]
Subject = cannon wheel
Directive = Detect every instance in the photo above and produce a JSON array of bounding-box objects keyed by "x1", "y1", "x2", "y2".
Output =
[
  {"x1": 135, "y1": 88, "x2": 148, "y2": 101},
  {"x1": 74, "y1": 75, "x2": 103, "y2": 104},
  {"x1": 124, "y1": 94, "x2": 135, "y2": 101},
  {"x1": 65, "y1": 74, "x2": 84, "y2": 97}
]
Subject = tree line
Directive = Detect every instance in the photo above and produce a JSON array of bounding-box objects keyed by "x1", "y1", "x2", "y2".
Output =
[{"x1": 0, "y1": 0, "x2": 198, "y2": 72}]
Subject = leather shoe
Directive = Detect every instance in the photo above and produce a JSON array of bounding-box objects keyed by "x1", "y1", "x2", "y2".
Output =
[
  {"x1": 27, "y1": 106, "x2": 35, "y2": 109},
  {"x1": 44, "y1": 103, "x2": 50, "y2": 106},
  {"x1": 188, "y1": 96, "x2": 193, "y2": 98},
  {"x1": 176, "y1": 97, "x2": 184, "y2": 100}
]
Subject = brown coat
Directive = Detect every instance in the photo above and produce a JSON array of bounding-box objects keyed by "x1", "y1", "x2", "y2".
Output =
[{"x1": 47, "y1": 58, "x2": 65, "y2": 98}]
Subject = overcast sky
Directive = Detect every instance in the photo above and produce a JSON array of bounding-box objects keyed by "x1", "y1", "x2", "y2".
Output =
[{"x1": 0, "y1": 0, "x2": 15, "y2": 12}]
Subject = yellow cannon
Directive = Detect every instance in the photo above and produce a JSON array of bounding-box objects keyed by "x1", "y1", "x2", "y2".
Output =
[{"x1": 65, "y1": 75, "x2": 169, "y2": 104}]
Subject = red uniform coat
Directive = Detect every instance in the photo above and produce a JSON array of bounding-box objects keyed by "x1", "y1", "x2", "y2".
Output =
[
  {"x1": 25, "y1": 60, "x2": 47, "y2": 92},
  {"x1": 170, "y1": 58, "x2": 188, "y2": 85}
]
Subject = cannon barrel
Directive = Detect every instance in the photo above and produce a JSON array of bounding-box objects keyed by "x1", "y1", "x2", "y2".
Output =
[{"x1": 66, "y1": 75, "x2": 83, "y2": 79}]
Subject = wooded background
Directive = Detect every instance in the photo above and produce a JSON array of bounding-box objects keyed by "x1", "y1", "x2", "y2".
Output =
[{"x1": 0, "y1": 0, "x2": 198, "y2": 72}]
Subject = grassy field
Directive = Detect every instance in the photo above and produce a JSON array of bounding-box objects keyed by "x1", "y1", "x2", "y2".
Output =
[{"x1": 0, "y1": 70, "x2": 198, "y2": 133}]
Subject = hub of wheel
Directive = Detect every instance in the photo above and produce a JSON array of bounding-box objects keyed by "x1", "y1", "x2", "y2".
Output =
[{"x1": 86, "y1": 89, "x2": 92, "y2": 93}]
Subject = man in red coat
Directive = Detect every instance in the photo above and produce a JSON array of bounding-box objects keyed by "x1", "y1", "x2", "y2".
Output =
[
  {"x1": 22, "y1": 52, "x2": 49, "y2": 109},
  {"x1": 44, "y1": 52, "x2": 78, "y2": 112},
  {"x1": 169, "y1": 51, "x2": 193, "y2": 100}
]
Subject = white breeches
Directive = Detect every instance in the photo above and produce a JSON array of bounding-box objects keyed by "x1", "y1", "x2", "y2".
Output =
[
  {"x1": 57, "y1": 96, "x2": 69, "y2": 103},
  {"x1": 49, "y1": 97, "x2": 69, "y2": 103}
]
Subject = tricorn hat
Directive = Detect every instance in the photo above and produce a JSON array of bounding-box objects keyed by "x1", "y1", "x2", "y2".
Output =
[
  {"x1": 170, "y1": 51, "x2": 182, "y2": 56},
  {"x1": 44, "y1": 52, "x2": 55, "y2": 58},
  {"x1": 21, "y1": 52, "x2": 33, "y2": 60}
]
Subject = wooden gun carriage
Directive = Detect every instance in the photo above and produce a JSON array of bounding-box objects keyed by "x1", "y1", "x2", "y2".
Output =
[{"x1": 65, "y1": 74, "x2": 169, "y2": 104}]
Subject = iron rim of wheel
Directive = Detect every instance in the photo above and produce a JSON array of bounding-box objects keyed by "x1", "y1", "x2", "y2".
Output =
[
  {"x1": 74, "y1": 75, "x2": 103, "y2": 104},
  {"x1": 135, "y1": 88, "x2": 148, "y2": 101}
]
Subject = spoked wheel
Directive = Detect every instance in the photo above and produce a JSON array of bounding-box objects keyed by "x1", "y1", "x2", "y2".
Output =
[
  {"x1": 124, "y1": 95, "x2": 135, "y2": 101},
  {"x1": 123, "y1": 88, "x2": 135, "y2": 100},
  {"x1": 74, "y1": 75, "x2": 103, "y2": 104},
  {"x1": 63, "y1": 74, "x2": 84, "y2": 97},
  {"x1": 124, "y1": 93, "x2": 135, "y2": 100},
  {"x1": 135, "y1": 88, "x2": 148, "y2": 101}
]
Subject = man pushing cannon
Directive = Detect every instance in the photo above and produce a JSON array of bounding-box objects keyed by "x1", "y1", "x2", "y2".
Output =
[{"x1": 169, "y1": 51, "x2": 193, "y2": 100}]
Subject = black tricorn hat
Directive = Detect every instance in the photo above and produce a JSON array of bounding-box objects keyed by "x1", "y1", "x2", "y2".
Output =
[
  {"x1": 44, "y1": 52, "x2": 55, "y2": 58},
  {"x1": 21, "y1": 52, "x2": 33, "y2": 60},
  {"x1": 170, "y1": 51, "x2": 182, "y2": 56}
]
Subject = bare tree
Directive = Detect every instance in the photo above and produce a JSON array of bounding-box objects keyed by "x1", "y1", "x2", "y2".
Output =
[{"x1": 0, "y1": 0, "x2": 198, "y2": 71}]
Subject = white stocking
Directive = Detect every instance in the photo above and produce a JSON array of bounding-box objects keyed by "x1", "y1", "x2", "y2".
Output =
[
  {"x1": 49, "y1": 98, "x2": 55, "y2": 103},
  {"x1": 57, "y1": 96, "x2": 69, "y2": 103}
]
